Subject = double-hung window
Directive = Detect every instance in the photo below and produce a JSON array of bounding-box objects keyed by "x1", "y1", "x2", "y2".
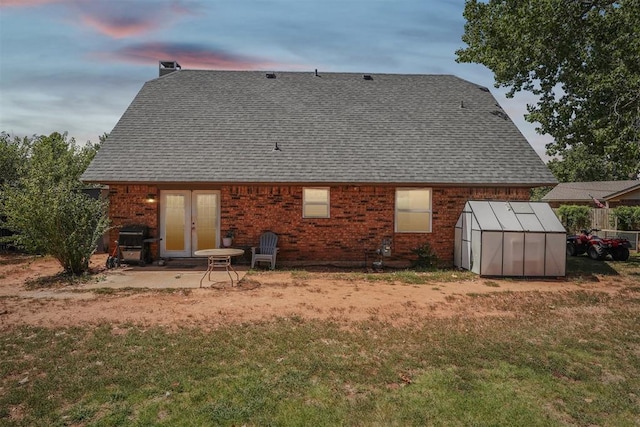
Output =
[
  {"x1": 395, "y1": 188, "x2": 432, "y2": 232},
  {"x1": 303, "y1": 188, "x2": 330, "y2": 218}
]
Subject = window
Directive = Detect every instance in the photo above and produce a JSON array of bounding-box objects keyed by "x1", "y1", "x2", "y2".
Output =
[
  {"x1": 395, "y1": 188, "x2": 431, "y2": 232},
  {"x1": 303, "y1": 188, "x2": 330, "y2": 218}
]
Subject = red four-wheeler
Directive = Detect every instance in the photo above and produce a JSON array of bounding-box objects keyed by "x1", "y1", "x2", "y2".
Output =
[{"x1": 566, "y1": 228, "x2": 632, "y2": 261}]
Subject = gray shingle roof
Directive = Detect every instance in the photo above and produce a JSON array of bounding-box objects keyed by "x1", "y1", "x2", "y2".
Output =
[
  {"x1": 542, "y1": 180, "x2": 640, "y2": 202},
  {"x1": 82, "y1": 70, "x2": 556, "y2": 185}
]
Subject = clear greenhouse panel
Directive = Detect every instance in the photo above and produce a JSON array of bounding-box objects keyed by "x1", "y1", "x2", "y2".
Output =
[
  {"x1": 480, "y1": 231, "x2": 502, "y2": 275},
  {"x1": 465, "y1": 212, "x2": 473, "y2": 240},
  {"x1": 531, "y1": 203, "x2": 566, "y2": 232},
  {"x1": 524, "y1": 233, "x2": 546, "y2": 276},
  {"x1": 490, "y1": 202, "x2": 524, "y2": 231},
  {"x1": 517, "y1": 213, "x2": 545, "y2": 232},
  {"x1": 545, "y1": 234, "x2": 567, "y2": 276},
  {"x1": 462, "y1": 240, "x2": 471, "y2": 271},
  {"x1": 468, "y1": 201, "x2": 502, "y2": 231},
  {"x1": 471, "y1": 229, "x2": 482, "y2": 274},
  {"x1": 502, "y1": 232, "x2": 525, "y2": 275},
  {"x1": 454, "y1": 227, "x2": 462, "y2": 268}
]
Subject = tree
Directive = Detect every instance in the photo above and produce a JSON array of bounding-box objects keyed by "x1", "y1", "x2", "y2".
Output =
[
  {"x1": 98, "y1": 132, "x2": 109, "y2": 144},
  {"x1": 1, "y1": 132, "x2": 109, "y2": 274},
  {"x1": 456, "y1": 0, "x2": 640, "y2": 181},
  {"x1": 546, "y1": 144, "x2": 616, "y2": 182},
  {"x1": 0, "y1": 133, "x2": 30, "y2": 186}
]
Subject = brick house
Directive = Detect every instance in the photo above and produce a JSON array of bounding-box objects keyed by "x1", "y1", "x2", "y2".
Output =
[{"x1": 81, "y1": 63, "x2": 556, "y2": 267}]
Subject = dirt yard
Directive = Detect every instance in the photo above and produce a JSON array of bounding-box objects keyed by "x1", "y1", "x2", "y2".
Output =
[{"x1": 0, "y1": 253, "x2": 629, "y2": 330}]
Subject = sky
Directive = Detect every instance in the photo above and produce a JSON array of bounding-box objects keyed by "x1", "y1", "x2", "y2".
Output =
[{"x1": 0, "y1": 0, "x2": 552, "y2": 160}]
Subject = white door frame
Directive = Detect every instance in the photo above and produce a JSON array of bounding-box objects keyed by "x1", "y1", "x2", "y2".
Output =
[{"x1": 159, "y1": 190, "x2": 220, "y2": 257}]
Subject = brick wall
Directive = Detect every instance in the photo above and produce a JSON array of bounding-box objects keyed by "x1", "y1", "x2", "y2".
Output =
[
  {"x1": 107, "y1": 185, "x2": 159, "y2": 255},
  {"x1": 109, "y1": 184, "x2": 530, "y2": 266}
]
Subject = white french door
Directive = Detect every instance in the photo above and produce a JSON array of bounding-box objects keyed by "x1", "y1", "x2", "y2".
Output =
[{"x1": 160, "y1": 190, "x2": 220, "y2": 257}]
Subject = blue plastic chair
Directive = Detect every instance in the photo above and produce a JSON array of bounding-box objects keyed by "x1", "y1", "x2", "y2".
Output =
[{"x1": 251, "y1": 232, "x2": 279, "y2": 270}]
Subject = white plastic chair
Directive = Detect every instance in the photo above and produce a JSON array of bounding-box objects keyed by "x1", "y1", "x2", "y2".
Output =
[{"x1": 251, "y1": 232, "x2": 279, "y2": 270}]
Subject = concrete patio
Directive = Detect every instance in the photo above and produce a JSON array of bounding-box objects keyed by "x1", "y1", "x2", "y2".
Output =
[{"x1": 87, "y1": 261, "x2": 250, "y2": 289}]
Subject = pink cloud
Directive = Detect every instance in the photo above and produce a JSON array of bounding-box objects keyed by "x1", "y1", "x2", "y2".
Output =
[
  {"x1": 79, "y1": 14, "x2": 158, "y2": 39},
  {"x1": 0, "y1": 0, "x2": 67, "y2": 7},
  {"x1": 75, "y1": 1, "x2": 196, "y2": 38},
  {"x1": 1, "y1": 1, "x2": 197, "y2": 39},
  {"x1": 99, "y1": 43, "x2": 282, "y2": 70}
]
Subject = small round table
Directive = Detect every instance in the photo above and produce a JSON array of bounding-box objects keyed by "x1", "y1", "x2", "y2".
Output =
[{"x1": 194, "y1": 248, "x2": 245, "y2": 287}]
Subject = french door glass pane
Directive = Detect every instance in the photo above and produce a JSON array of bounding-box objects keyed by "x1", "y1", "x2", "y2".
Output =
[
  {"x1": 195, "y1": 193, "x2": 217, "y2": 251},
  {"x1": 165, "y1": 194, "x2": 186, "y2": 251}
]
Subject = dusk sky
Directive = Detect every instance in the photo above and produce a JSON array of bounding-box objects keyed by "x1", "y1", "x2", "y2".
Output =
[{"x1": 0, "y1": 0, "x2": 551, "y2": 159}]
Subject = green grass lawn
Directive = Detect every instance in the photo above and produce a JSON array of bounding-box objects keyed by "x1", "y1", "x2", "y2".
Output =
[{"x1": 1, "y1": 256, "x2": 639, "y2": 426}]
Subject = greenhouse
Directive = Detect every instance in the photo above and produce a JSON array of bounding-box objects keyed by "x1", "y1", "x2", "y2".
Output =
[{"x1": 454, "y1": 201, "x2": 566, "y2": 277}]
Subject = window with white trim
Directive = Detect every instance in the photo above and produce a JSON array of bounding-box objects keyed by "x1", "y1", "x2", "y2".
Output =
[
  {"x1": 395, "y1": 188, "x2": 432, "y2": 232},
  {"x1": 303, "y1": 188, "x2": 330, "y2": 218}
]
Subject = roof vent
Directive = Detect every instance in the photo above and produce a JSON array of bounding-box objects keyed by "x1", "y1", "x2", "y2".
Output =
[
  {"x1": 478, "y1": 86, "x2": 490, "y2": 92},
  {"x1": 363, "y1": 74, "x2": 373, "y2": 80},
  {"x1": 315, "y1": 69, "x2": 319, "y2": 77},
  {"x1": 490, "y1": 110, "x2": 509, "y2": 120},
  {"x1": 272, "y1": 142, "x2": 282, "y2": 152},
  {"x1": 159, "y1": 60, "x2": 181, "y2": 77},
  {"x1": 460, "y1": 100, "x2": 465, "y2": 108},
  {"x1": 266, "y1": 73, "x2": 276, "y2": 79}
]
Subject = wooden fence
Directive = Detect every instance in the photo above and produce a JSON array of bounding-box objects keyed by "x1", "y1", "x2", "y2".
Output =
[
  {"x1": 581, "y1": 209, "x2": 638, "y2": 250},
  {"x1": 591, "y1": 208, "x2": 613, "y2": 230}
]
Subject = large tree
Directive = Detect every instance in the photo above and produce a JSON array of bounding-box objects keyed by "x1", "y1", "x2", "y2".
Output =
[
  {"x1": 1, "y1": 132, "x2": 109, "y2": 274},
  {"x1": 456, "y1": 0, "x2": 640, "y2": 181}
]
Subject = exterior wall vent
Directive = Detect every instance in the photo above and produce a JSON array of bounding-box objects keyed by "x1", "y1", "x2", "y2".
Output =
[
  {"x1": 266, "y1": 73, "x2": 276, "y2": 79},
  {"x1": 159, "y1": 61, "x2": 181, "y2": 77}
]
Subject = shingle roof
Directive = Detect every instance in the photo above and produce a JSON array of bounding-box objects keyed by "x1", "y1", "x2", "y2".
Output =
[
  {"x1": 82, "y1": 70, "x2": 556, "y2": 185},
  {"x1": 542, "y1": 180, "x2": 640, "y2": 202}
]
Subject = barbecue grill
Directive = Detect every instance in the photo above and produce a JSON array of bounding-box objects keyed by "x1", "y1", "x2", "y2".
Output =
[{"x1": 118, "y1": 225, "x2": 150, "y2": 266}]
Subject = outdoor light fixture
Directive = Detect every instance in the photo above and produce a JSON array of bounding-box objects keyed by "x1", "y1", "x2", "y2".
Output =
[{"x1": 146, "y1": 194, "x2": 156, "y2": 203}]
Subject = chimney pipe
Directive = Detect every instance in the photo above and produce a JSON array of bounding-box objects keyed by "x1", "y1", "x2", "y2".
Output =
[{"x1": 159, "y1": 60, "x2": 181, "y2": 77}]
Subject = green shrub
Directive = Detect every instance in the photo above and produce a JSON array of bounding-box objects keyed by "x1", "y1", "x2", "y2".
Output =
[
  {"x1": 411, "y1": 242, "x2": 439, "y2": 270},
  {"x1": 611, "y1": 206, "x2": 640, "y2": 230},
  {"x1": 3, "y1": 182, "x2": 109, "y2": 275},
  {"x1": 0, "y1": 132, "x2": 109, "y2": 274},
  {"x1": 556, "y1": 205, "x2": 591, "y2": 234}
]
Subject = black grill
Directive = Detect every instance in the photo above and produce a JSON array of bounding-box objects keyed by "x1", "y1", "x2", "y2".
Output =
[{"x1": 118, "y1": 225, "x2": 150, "y2": 265}]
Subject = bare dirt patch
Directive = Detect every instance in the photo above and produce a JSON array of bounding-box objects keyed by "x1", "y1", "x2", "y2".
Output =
[{"x1": 0, "y1": 253, "x2": 632, "y2": 330}]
